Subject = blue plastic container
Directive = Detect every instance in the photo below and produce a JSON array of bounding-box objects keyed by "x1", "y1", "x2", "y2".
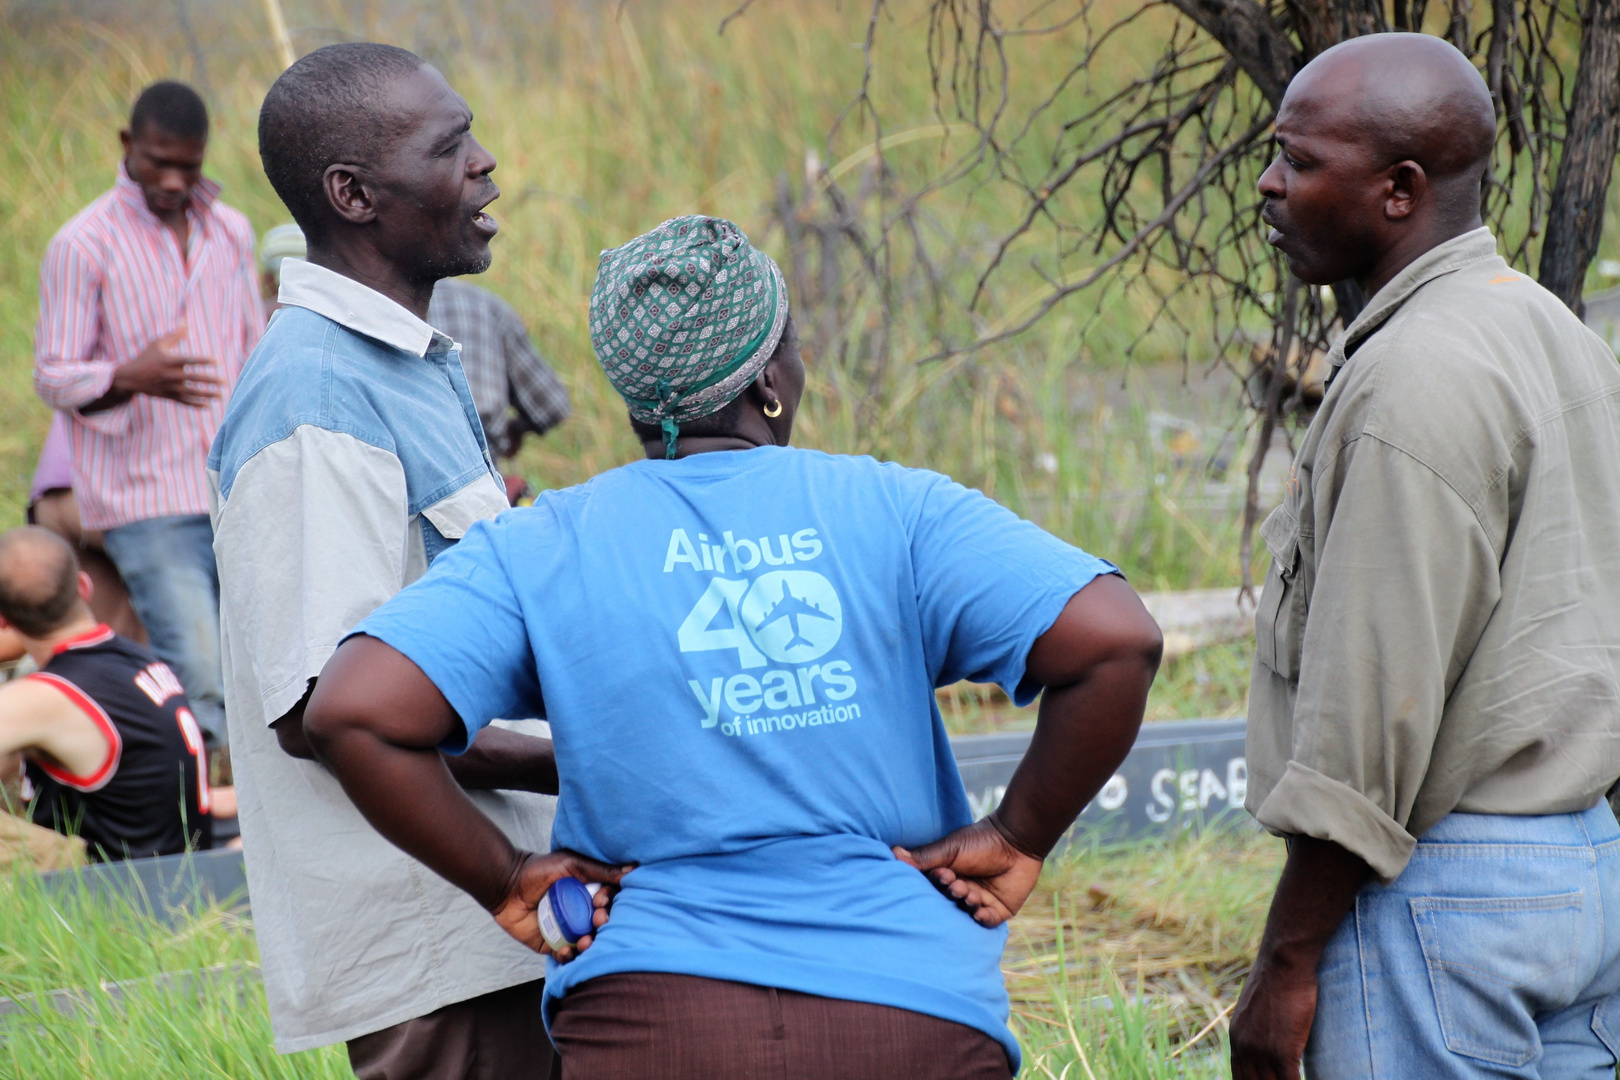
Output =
[{"x1": 539, "y1": 877, "x2": 599, "y2": 951}]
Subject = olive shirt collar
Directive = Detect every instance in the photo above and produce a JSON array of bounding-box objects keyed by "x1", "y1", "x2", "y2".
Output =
[{"x1": 1330, "y1": 227, "x2": 1502, "y2": 369}]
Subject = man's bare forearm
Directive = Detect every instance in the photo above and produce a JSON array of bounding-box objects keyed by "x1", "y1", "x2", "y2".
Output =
[
  {"x1": 78, "y1": 387, "x2": 131, "y2": 414},
  {"x1": 272, "y1": 684, "x2": 317, "y2": 759},
  {"x1": 446, "y1": 728, "x2": 558, "y2": 794},
  {"x1": 1254, "y1": 837, "x2": 1370, "y2": 974},
  {"x1": 1230, "y1": 836, "x2": 1371, "y2": 1079}
]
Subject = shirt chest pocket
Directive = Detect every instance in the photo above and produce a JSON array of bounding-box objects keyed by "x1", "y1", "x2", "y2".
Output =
[
  {"x1": 422, "y1": 473, "x2": 508, "y2": 539},
  {"x1": 410, "y1": 473, "x2": 510, "y2": 576},
  {"x1": 1255, "y1": 504, "x2": 1308, "y2": 682}
]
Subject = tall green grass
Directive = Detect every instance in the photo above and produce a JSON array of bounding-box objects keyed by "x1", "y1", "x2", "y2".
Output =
[
  {"x1": 0, "y1": 831, "x2": 1283, "y2": 1078},
  {"x1": 0, "y1": 0, "x2": 1277, "y2": 588},
  {"x1": 0, "y1": 864, "x2": 348, "y2": 1076},
  {"x1": 1007, "y1": 830, "x2": 1285, "y2": 1078}
]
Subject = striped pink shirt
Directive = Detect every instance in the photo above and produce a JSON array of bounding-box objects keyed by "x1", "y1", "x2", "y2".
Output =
[{"x1": 34, "y1": 166, "x2": 263, "y2": 530}]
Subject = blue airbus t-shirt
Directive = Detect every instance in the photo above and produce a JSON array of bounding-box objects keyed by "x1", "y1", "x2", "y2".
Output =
[{"x1": 355, "y1": 445, "x2": 1116, "y2": 1069}]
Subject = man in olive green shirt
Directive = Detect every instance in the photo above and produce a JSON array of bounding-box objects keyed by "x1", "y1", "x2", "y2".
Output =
[{"x1": 1232, "y1": 34, "x2": 1620, "y2": 1080}]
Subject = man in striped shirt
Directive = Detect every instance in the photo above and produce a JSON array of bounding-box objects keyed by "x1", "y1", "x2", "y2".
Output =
[{"x1": 33, "y1": 81, "x2": 262, "y2": 750}]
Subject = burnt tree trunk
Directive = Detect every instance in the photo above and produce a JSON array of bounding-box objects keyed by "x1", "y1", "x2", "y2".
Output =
[
  {"x1": 1538, "y1": 0, "x2": 1620, "y2": 313},
  {"x1": 1286, "y1": 0, "x2": 1388, "y2": 57},
  {"x1": 1166, "y1": 0, "x2": 1301, "y2": 107}
]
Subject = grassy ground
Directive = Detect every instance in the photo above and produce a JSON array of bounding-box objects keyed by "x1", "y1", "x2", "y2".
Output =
[
  {"x1": 0, "y1": 864, "x2": 349, "y2": 1077},
  {"x1": 0, "y1": 828, "x2": 1283, "y2": 1078},
  {"x1": 1008, "y1": 829, "x2": 1282, "y2": 1077}
]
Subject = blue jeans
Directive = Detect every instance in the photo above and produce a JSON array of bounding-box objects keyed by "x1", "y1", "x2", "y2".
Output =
[
  {"x1": 102, "y1": 514, "x2": 225, "y2": 748},
  {"x1": 1307, "y1": 801, "x2": 1620, "y2": 1079}
]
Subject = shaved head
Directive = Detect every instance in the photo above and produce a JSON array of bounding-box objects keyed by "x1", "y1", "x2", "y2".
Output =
[
  {"x1": 0, "y1": 527, "x2": 84, "y2": 638},
  {"x1": 1293, "y1": 34, "x2": 1495, "y2": 192},
  {"x1": 1258, "y1": 33, "x2": 1498, "y2": 294}
]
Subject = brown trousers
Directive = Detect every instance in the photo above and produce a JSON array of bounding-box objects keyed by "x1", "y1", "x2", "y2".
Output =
[
  {"x1": 346, "y1": 980, "x2": 554, "y2": 1080},
  {"x1": 550, "y1": 973, "x2": 1013, "y2": 1080}
]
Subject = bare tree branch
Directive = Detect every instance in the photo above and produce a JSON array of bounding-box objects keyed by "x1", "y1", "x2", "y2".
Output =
[
  {"x1": 753, "y1": 0, "x2": 1614, "y2": 580},
  {"x1": 1164, "y1": 0, "x2": 1301, "y2": 104},
  {"x1": 918, "y1": 110, "x2": 1277, "y2": 363},
  {"x1": 717, "y1": 0, "x2": 760, "y2": 36},
  {"x1": 1539, "y1": 0, "x2": 1620, "y2": 309}
]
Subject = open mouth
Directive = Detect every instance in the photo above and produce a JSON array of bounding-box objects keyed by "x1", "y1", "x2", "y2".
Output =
[
  {"x1": 470, "y1": 186, "x2": 500, "y2": 238},
  {"x1": 1259, "y1": 210, "x2": 1285, "y2": 247}
]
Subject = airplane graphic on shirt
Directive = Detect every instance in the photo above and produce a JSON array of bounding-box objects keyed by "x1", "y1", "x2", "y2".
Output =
[{"x1": 753, "y1": 585, "x2": 837, "y2": 651}]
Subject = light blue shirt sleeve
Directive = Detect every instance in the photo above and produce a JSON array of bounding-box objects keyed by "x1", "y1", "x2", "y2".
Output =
[
  {"x1": 351, "y1": 514, "x2": 541, "y2": 753},
  {"x1": 905, "y1": 471, "x2": 1118, "y2": 705}
]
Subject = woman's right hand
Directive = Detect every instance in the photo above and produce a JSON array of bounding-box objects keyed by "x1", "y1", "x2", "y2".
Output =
[
  {"x1": 492, "y1": 851, "x2": 635, "y2": 960},
  {"x1": 893, "y1": 819, "x2": 1042, "y2": 927}
]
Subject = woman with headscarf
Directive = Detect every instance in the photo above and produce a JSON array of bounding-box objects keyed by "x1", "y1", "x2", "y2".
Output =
[{"x1": 302, "y1": 216, "x2": 1162, "y2": 1079}]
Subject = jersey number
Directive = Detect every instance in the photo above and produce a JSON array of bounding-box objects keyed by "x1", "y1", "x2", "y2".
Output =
[{"x1": 175, "y1": 708, "x2": 212, "y2": 816}]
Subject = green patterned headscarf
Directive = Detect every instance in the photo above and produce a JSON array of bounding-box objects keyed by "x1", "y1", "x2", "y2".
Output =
[{"x1": 590, "y1": 215, "x2": 788, "y2": 458}]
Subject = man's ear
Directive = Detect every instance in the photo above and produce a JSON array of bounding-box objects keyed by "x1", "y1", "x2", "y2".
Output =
[
  {"x1": 77, "y1": 571, "x2": 94, "y2": 605},
  {"x1": 119, "y1": 129, "x2": 133, "y2": 157},
  {"x1": 1384, "y1": 160, "x2": 1426, "y2": 222},
  {"x1": 323, "y1": 164, "x2": 378, "y2": 226}
]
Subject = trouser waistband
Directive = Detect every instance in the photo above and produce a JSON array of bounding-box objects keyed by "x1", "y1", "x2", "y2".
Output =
[{"x1": 1416, "y1": 798, "x2": 1620, "y2": 847}]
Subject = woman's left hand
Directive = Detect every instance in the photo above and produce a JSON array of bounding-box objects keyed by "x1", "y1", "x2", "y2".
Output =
[{"x1": 893, "y1": 820, "x2": 1042, "y2": 927}]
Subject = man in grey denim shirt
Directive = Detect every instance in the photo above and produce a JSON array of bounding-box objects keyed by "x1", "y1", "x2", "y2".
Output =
[{"x1": 1231, "y1": 35, "x2": 1620, "y2": 1080}]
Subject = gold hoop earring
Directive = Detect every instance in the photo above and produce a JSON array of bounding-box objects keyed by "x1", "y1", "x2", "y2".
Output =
[{"x1": 763, "y1": 399, "x2": 783, "y2": 418}]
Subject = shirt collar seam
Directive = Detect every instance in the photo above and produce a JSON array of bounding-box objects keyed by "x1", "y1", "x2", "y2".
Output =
[
  {"x1": 1333, "y1": 231, "x2": 1499, "y2": 363},
  {"x1": 278, "y1": 261, "x2": 439, "y2": 357},
  {"x1": 51, "y1": 624, "x2": 116, "y2": 654},
  {"x1": 284, "y1": 301, "x2": 431, "y2": 357}
]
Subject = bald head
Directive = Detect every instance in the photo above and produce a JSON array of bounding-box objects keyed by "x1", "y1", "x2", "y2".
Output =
[
  {"x1": 1292, "y1": 34, "x2": 1495, "y2": 190},
  {"x1": 0, "y1": 527, "x2": 86, "y2": 638},
  {"x1": 1258, "y1": 33, "x2": 1497, "y2": 294}
]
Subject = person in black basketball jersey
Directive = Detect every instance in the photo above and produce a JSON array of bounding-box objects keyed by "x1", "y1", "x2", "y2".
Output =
[{"x1": 0, "y1": 526, "x2": 210, "y2": 860}]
